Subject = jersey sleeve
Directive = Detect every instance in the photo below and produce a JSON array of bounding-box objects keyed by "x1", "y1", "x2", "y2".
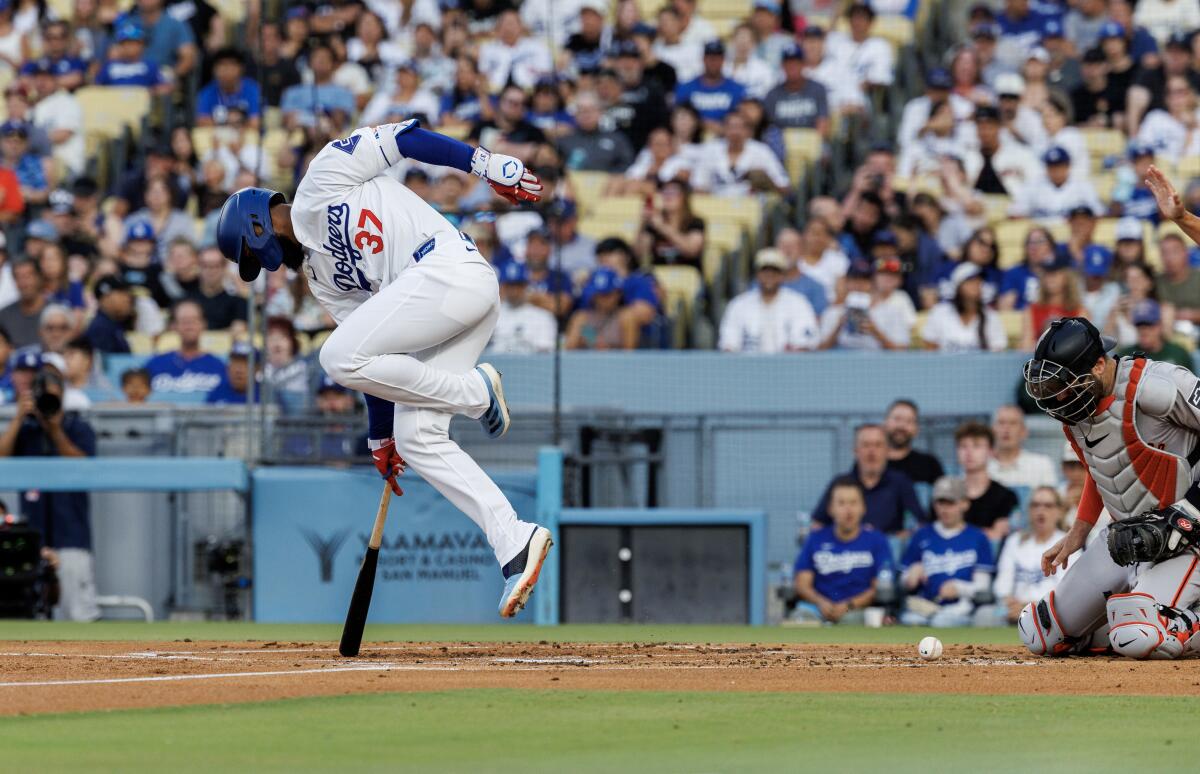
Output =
[
  {"x1": 294, "y1": 122, "x2": 417, "y2": 207},
  {"x1": 1158, "y1": 363, "x2": 1200, "y2": 432}
]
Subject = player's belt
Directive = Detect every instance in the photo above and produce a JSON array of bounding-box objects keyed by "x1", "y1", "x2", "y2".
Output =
[{"x1": 413, "y1": 236, "x2": 436, "y2": 262}]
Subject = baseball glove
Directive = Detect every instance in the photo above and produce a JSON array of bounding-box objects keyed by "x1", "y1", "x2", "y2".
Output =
[{"x1": 1107, "y1": 505, "x2": 1200, "y2": 566}]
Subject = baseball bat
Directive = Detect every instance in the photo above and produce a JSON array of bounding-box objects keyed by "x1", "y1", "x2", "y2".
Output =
[{"x1": 338, "y1": 485, "x2": 392, "y2": 657}]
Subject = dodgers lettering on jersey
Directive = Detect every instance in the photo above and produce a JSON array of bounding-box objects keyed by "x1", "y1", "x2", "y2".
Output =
[
  {"x1": 901, "y1": 523, "x2": 994, "y2": 604},
  {"x1": 794, "y1": 526, "x2": 891, "y2": 603},
  {"x1": 323, "y1": 203, "x2": 371, "y2": 292}
]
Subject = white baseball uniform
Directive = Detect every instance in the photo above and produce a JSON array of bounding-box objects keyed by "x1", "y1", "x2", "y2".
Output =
[{"x1": 293, "y1": 122, "x2": 535, "y2": 567}]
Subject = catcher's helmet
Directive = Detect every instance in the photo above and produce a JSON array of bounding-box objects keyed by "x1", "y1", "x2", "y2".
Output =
[
  {"x1": 1022, "y1": 316, "x2": 1116, "y2": 425},
  {"x1": 216, "y1": 187, "x2": 287, "y2": 282}
]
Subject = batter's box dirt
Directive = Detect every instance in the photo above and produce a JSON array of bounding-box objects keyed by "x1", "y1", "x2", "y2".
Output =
[{"x1": 0, "y1": 641, "x2": 1194, "y2": 716}]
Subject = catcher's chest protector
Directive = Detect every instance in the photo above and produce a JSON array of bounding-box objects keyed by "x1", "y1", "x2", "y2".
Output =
[{"x1": 1068, "y1": 358, "x2": 1192, "y2": 521}]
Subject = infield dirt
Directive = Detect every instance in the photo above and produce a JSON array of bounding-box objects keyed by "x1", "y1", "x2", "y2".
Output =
[{"x1": 1, "y1": 641, "x2": 1197, "y2": 716}]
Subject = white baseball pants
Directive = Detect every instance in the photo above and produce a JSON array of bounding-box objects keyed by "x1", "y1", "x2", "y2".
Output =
[{"x1": 319, "y1": 254, "x2": 535, "y2": 566}]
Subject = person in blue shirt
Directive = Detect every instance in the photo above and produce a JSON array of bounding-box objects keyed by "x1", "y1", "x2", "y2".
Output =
[
  {"x1": 121, "y1": 0, "x2": 197, "y2": 77},
  {"x1": 94, "y1": 20, "x2": 170, "y2": 94},
  {"x1": 792, "y1": 476, "x2": 892, "y2": 624},
  {"x1": 592, "y1": 236, "x2": 662, "y2": 328},
  {"x1": 205, "y1": 341, "x2": 258, "y2": 405},
  {"x1": 0, "y1": 121, "x2": 46, "y2": 206},
  {"x1": 21, "y1": 22, "x2": 87, "y2": 92},
  {"x1": 674, "y1": 40, "x2": 746, "y2": 131},
  {"x1": 999, "y1": 225, "x2": 1058, "y2": 310},
  {"x1": 84, "y1": 275, "x2": 133, "y2": 355},
  {"x1": 280, "y1": 43, "x2": 356, "y2": 131},
  {"x1": 196, "y1": 47, "x2": 262, "y2": 129},
  {"x1": 1114, "y1": 143, "x2": 1160, "y2": 223},
  {"x1": 522, "y1": 226, "x2": 577, "y2": 320},
  {"x1": 997, "y1": 0, "x2": 1061, "y2": 53},
  {"x1": 812, "y1": 424, "x2": 926, "y2": 535},
  {"x1": 143, "y1": 300, "x2": 226, "y2": 397},
  {"x1": 899, "y1": 476, "x2": 995, "y2": 628}
]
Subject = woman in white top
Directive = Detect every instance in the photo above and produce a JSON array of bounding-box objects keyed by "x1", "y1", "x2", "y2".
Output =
[
  {"x1": 794, "y1": 215, "x2": 849, "y2": 300},
  {"x1": 921, "y1": 262, "x2": 1007, "y2": 352},
  {"x1": 0, "y1": 4, "x2": 29, "y2": 74},
  {"x1": 973, "y1": 486, "x2": 1070, "y2": 626},
  {"x1": 692, "y1": 111, "x2": 790, "y2": 197},
  {"x1": 1135, "y1": 74, "x2": 1200, "y2": 163},
  {"x1": 611, "y1": 126, "x2": 686, "y2": 196}
]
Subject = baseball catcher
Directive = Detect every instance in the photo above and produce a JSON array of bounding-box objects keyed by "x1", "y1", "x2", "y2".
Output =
[{"x1": 215, "y1": 122, "x2": 551, "y2": 618}]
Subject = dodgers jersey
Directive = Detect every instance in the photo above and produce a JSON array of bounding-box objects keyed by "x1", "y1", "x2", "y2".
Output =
[
  {"x1": 793, "y1": 526, "x2": 892, "y2": 603},
  {"x1": 291, "y1": 121, "x2": 479, "y2": 324},
  {"x1": 901, "y1": 522, "x2": 994, "y2": 604}
]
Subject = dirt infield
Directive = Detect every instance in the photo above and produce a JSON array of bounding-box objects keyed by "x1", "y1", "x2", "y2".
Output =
[{"x1": 0, "y1": 640, "x2": 1196, "y2": 715}]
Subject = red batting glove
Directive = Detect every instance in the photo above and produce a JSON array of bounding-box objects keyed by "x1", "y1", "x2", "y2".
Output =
[
  {"x1": 489, "y1": 171, "x2": 543, "y2": 205},
  {"x1": 369, "y1": 438, "x2": 406, "y2": 496}
]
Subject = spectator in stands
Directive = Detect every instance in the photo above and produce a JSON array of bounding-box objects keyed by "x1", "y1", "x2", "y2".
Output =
[
  {"x1": 1136, "y1": 0, "x2": 1200, "y2": 47},
  {"x1": 32, "y1": 303, "x2": 74, "y2": 357},
  {"x1": 559, "y1": 91, "x2": 634, "y2": 172},
  {"x1": 0, "y1": 353, "x2": 99, "y2": 621},
  {"x1": 674, "y1": 39, "x2": 746, "y2": 131},
  {"x1": 608, "y1": 39, "x2": 672, "y2": 152},
  {"x1": 468, "y1": 83, "x2": 547, "y2": 163},
  {"x1": 143, "y1": 300, "x2": 225, "y2": 396},
  {"x1": 541, "y1": 199, "x2": 595, "y2": 279},
  {"x1": 763, "y1": 44, "x2": 829, "y2": 136},
  {"x1": 842, "y1": 144, "x2": 902, "y2": 227},
  {"x1": 477, "y1": 9, "x2": 552, "y2": 92},
  {"x1": 673, "y1": 0, "x2": 716, "y2": 49},
  {"x1": 948, "y1": 41, "x2": 991, "y2": 107},
  {"x1": 719, "y1": 248, "x2": 818, "y2": 353},
  {"x1": 196, "y1": 47, "x2": 262, "y2": 129},
  {"x1": 1071, "y1": 47, "x2": 1121, "y2": 129},
  {"x1": 788, "y1": 216, "x2": 847, "y2": 303},
  {"x1": 1099, "y1": 21, "x2": 1138, "y2": 105},
  {"x1": 825, "y1": 2, "x2": 895, "y2": 106},
  {"x1": 1108, "y1": 0, "x2": 1162, "y2": 66},
  {"x1": 94, "y1": 20, "x2": 170, "y2": 95},
  {"x1": 896, "y1": 98, "x2": 965, "y2": 179},
  {"x1": 1113, "y1": 144, "x2": 1161, "y2": 222},
  {"x1": 999, "y1": 225, "x2": 1058, "y2": 310},
  {"x1": 63, "y1": 337, "x2": 118, "y2": 403},
  {"x1": 28, "y1": 58, "x2": 84, "y2": 179},
  {"x1": 594, "y1": 236, "x2": 663, "y2": 336},
  {"x1": 1009, "y1": 147, "x2": 1103, "y2": 219},
  {"x1": 315, "y1": 372, "x2": 356, "y2": 416},
  {"x1": 749, "y1": 0, "x2": 791, "y2": 65},
  {"x1": 520, "y1": 227, "x2": 575, "y2": 320},
  {"x1": 1022, "y1": 255, "x2": 1084, "y2": 346},
  {"x1": 1135, "y1": 75, "x2": 1200, "y2": 161},
  {"x1": 128, "y1": 178, "x2": 196, "y2": 263},
  {"x1": 884, "y1": 398, "x2": 945, "y2": 485},
  {"x1": 257, "y1": 21, "x2": 300, "y2": 107},
  {"x1": 818, "y1": 253, "x2": 912, "y2": 351},
  {"x1": 1037, "y1": 93, "x2": 1089, "y2": 179},
  {"x1": 120, "y1": 367, "x2": 151, "y2": 404},
  {"x1": 638, "y1": 178, "x2": 705, "y2": 272},
  {"x1": 264, "y1": 317, "x2": 310, "y2": 411},
  {"x1": 975, "y1": 485, "x2": 1070, "y2": 626},
  {"x1": 440, "y1": 56, "x2": 491, "y2": 129},
  {"x1": 1126, "y1": 31, "x2": 1198, "y2": 132},
  {"x1": 190, "y1": 246, "x2": 248, "y2": 333},
  {"x1": 1059, "y1": 440, "x2": 1086, "y2": 512},
  {"x1": 726, "y1": 24, "x2": 775, "y2": 101},
  {"x1": 489, "y1": 261, "x2": 557, "y2": 355},
  {"x1": 791, "y1": 476, "x2": 891, "y2": 624},
  {"x1": 956, "y1": 421, "x2": 1019, "y2": 540},
  {"x1": 1060, "y1": 205, "x2": 1101, "y2": 268},
  {"x1": 38, "y1": 244, "x2": 83, "y2": 316},
  {"x1": 205, "y1": 341, "x2": 256, "y2": 405},
  {"x1": 931, "y1": 226, "x2": 1000, "y2": 310},
  {"x1": 1040, "y1": 20, "x2": 1081, "y2": 94},
  {"x1": 898, "y1": 67, "x2": 972, "y2": 152},
  {"x1": 1081, "y1": 245, "x2": 1120, "y2": 331},
  {"x1": 1115, "y1": 299, "x2": 1195, "y2": 368},
  {"x1": 280, "y1": 43, "x2": 356, "y2": 131},
  {"x1": 0, "y1": 326, "x2": 12, "y2": 400},
  {"x1": 24, "y1": 20, "x2": 86, "y2": 93},
  {"x1": 359, "y1": 60, "x2": 440, "y2": 127},
  {"x1": 989, "y1": 405, "x2": 1058, "y2": 490},
  {"x1": 695, "y1": 110, "x2": 789, "y2": 196},
  {"x1": 812, "y1": 424, "x2": 926, "y2": 535},
  {"x1": 85, "y1": 275, "x2": 132, "y2": 355},
  {"x1": 611, "y1": 126, "x2": 685, "y2": 195},
  {"x1": 1156, "y1": 233, "x2": 1200, "y2": 322},
  {"x1": 0, "y1": 233, "x2": 12, "y2": 310},
  {"x1": 0, "y1": 120, "x2": 46, "y2": 209},
  {"x1": 922, "y1": 263, "x2": 1007, "y2": 352},
  {"x1": 654, "y1": 6, "x2": 702, "y2": 83},
  {"x1": 1107, "y1": 261, "x2": 1163, "y2": 346},
  {"x1": 130, "y1": 0, "x2": 197, "y2": 79},
  {"x1": 900, "y1": 476, "x2": 994, "y2": 627},
  {"x1": 565, "y1": 267, "x2": 638, "y2": 350},
  {"x1": 0, "y1": 260, "x2": 44, "y2": 348},
  {"x1": 116, "y1": 221, "x2": 169, "y2": 309}
]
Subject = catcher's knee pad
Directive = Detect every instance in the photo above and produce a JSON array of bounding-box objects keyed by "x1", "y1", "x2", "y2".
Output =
[
  {"x1": 1106, "y1": 592, "x2": 1182, "y2": 660},
  {"x1": 1019, "y1": 592, "x2": 1074, "y2": 656}
]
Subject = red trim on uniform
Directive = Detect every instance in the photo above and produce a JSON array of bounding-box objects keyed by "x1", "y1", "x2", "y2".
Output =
[
  {"x1": 1063, "y1": 428, "x2": 1103, "y2": 525},
  {"x1": 1094, "y1": 395, "x2": 1116, "y2": 415},
  {"x1": 1121, "y1": 359, "x2": 1178, "y2": 509},
  {"x1": 1170, "y1": 556, "x2": 1199, "y2": 607}
]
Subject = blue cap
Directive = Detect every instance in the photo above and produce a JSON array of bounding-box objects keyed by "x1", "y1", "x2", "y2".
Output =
[
  {"x1": 970, "y1": 22, "x2": 999, "y2": 39},
  {"x1": 498, "y1": 261, "x2": 529, "y2": 284},
  {"x1": 926, "y1": 67, "x2": 952, "y2": 90},
  {"x1": 115, "y1": 19, "x2": 144, "y2": 42},
  {"x1": 585, "y1": 267, "x2": 623, "y2": 297},
  {"x1": 703, "y1": 40, "x2": 726, "y2": 56},
  {"x1": 1042, "y1": 18, "x2": 1064, "y2": 39},
  {"x1": 781, "y1": 43, "x2": 804, "y2": 61},
  {"x1": 1043, "y1": 145, "x2": 1070, "y2": 165},
  {"x1": 229, "y1": 340, "x2": 256, "y2": 359},
  {"x1": 285, "y1": 5, "x2": 309, "y2": 19},
  {"x1": 1167, "y1": 31, "x2": 1192, "y2": 49},
  {"x1": 124, "y1": 219, "x2": 156, "y2": 243},
  {"x1": 1041, "y1": 247, "x2": 1072, "y2": 270},
  {"x1": 872, "y1": 229, "x2": 899, "y2": 247},
  {"x1": 1082, "y1": 245, "x2": 1113, "y2": 277},
  {"x1": 13, "y1": 349, "x2": 40, "y2": 370},
  {"x1": 1132, "y1": 299, "x2": 1162, "y2": 325},
  {"x1": 317, "y1": 372, "x2": 348, "y2": 394},
  {"x1": 27, "y1": 219, "x2": 57, "y2": 241},
  {"x1": 1099, "y1": 21, "x2": 1125, "y2": 40},
  {"x1": 1127, "y1": 141, "x2": 1154, "y2": 159},
  {"x1": 547, "y1": 198, "x2": 577, "y2": 220},
  {"x1": 0, "y1": 119, "x2": 26, "y2": 137},
  {"x1": 608, "y1": 40, "x2": 640, "y2": 59}
]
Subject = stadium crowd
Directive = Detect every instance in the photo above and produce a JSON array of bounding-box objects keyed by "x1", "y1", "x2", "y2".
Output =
[{"x1": 0, "y1": 0, "x2": 1195, "y2": 402}]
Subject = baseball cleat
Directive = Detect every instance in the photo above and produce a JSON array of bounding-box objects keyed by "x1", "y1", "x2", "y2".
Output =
[
  {"x1": 475, "y1": 363, "x2": 510, "y2": 438},
  {"x1": 498, "y1": 527, "x2": 553, "y2": 618}
]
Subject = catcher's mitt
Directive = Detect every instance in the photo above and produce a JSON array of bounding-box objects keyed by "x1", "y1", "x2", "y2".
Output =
[{"x1": 1107, "y1": 505, "x2": 1200, "y2": 566}]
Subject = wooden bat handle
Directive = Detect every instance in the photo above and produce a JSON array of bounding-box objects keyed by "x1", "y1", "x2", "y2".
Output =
[{"x1": 368, "y1": 486, "x2": 392, "y2": 550}]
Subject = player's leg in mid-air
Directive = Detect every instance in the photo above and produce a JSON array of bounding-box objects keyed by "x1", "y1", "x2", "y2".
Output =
[
  {"x1": 319, "y1": 250, "x2": 552, "y2": 617},
  {"x1": 1018, "y1": 526, "x2": 1133, "y2": 656}
]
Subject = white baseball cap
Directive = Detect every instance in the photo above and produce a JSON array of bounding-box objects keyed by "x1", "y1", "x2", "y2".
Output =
[
  {"x1": 1116, "y1": 217, "x2": 1143, "y2": 242},
  {"x1": 994, "y1": 72, "x2": 1025, "y2": 97}
]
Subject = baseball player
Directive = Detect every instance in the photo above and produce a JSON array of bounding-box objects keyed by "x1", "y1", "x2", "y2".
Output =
[
  {"x1": 214, "y1": 121, "x2": 552, "y2": 618},
  {"x1": 1019, "y1": 314, "x2": 1200, "y2": 658}
]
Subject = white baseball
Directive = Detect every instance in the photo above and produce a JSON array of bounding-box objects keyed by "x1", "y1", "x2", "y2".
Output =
[{"x1": 918, "y1": 636, "x2": 943, "y2": 661}]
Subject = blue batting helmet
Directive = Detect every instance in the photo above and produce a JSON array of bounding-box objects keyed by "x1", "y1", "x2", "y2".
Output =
[{"x1": 216, "y1": 187, "x2": 287, "y2": 282}]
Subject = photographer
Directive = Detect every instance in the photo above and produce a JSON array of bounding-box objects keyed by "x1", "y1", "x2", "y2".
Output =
[{"x1": 0, "y1": 354, "x2": 98, "y2": 621}]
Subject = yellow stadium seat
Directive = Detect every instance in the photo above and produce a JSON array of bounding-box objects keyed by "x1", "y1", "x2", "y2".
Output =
[
  {"x1": 577, "y1": 216, "x2": 639, "y2": 244},
  {"x1": 1176, "y1": 156, "x2": 1200, "y2": 183},
  {"x1": 783, "y1": 128, "x2": 822, "y2": 186},
  {"x1": 601, "y1": 196, "x2": 645, "y2": 221},
  {"x1": 309, "y1": 329, "x2": 333, "y2": 352},
  {"x1": 691, "y1": 195, "x2": 761, "y2": 239},
  {"x1": 126, "y1": 331, "x2": 153, "y2": 355},
  {"x1": 911, "y1": 310, "x2": 929, "y2": 349},
  {"x1": 653, "y1": 264, "x2": 703, "y2": 329},
  {"x1": 154, "y1": 331, "x2": 181, "y2": 353},
  {"x1": 209, "y1": 0, "x2": 246, "y2": 23},
  {"x1": 994, "y1": 218, "x2": 1034, "y2": 269},
  {"x1": 700, "y1": 0, "x2": 754, "y2": 21},
  {"x1": 47, "y1": 0, "x2": 74, "y2": 19},
  {"x1": 201, "y1": 330, "x2": 233, "y2": 355},
  {"x1": 981, "y1": 194, "x2": 1011, "y2": 223},
  {"x1": 1093, "y1": 173, "x2": 1116, "y2": 204},
  {"x1": 567, "y1": 171, "x2": 611, "y2": 217},
  {"x1": 1081, "y1": 128, "x2": 1125, "y2": 173},
  {"x1": 75, "y1": 86, "x2": 151, "y2": 141},
  {"x1": 999, "y1": 310, "x2": 1025, "y2": 350}
]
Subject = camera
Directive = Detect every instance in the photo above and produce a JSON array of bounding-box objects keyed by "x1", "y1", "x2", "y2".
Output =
[{"x1": 32, "y1": 367, "x2": 63, "y2": 417}]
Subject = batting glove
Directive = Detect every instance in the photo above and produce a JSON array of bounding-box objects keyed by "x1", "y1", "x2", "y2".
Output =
[
  {"x1": 471, "y1": 147, "x2": 542, "y2": 204},
  {"x1": 368, "y1": 438, "x2": 406, "y2": 496}
]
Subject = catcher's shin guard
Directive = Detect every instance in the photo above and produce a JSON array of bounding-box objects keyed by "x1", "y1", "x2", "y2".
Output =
[
  {"x1": 1107, "y1": 592, "x2": 1200, "y2": 659},
  {"x1": 1019, "y1": 592, "x2": 1076, "y2": 656}
]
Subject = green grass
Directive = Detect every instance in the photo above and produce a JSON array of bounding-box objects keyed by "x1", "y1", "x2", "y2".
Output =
[
  {"x1": 1, "y1": 689, "x2": 1191, "y2": 773},
  {"x1": 0, "y1": 621, "x2": 1019, "y2": 645}
]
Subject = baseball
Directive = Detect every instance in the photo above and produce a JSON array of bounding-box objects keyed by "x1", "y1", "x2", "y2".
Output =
[{"x1": 918, "y1": 636, "x2": 943, "y2": 661}]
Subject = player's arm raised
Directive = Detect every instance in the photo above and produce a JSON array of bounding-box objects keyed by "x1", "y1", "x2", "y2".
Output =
[{"x1": 1147, "y1": 165, "x2": 1200, "y2": 245}]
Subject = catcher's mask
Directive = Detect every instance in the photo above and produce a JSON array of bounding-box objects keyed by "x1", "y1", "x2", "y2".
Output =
[{"x1": 1023, "y1": 317, "x2": 1115, "y2": 426}]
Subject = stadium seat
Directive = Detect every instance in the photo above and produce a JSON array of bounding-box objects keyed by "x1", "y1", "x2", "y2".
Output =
[
  {"x1": 125, "y1": 331, "x2": 153, "y2": 356},
  {"x1": 201, "y1": 330, "x2": 234, "y2": 356},
  {"x1": 1092, "y1": 173, "x2": 1116, "y2": 204},
  {"x1": 209, "y1": 0, "x2": 247, "y2": 23},
  {"x1": 691, "y1": 195, "x2": 761, "y2": 241},
  {"x1": 783, "y1": 128, "x2": 822, "y2": 186},
  {"x1": 567, "y1": 170, "x2": 611, "y2": 217},
  {"x1": 999, "y1": 310, "x2": 1025, "y2": 349},
  {"x1": 577, "y1": 216, "x2": 639, "y2": 244},
  {"x1": 46, "y1": 0, "x2": 73, "y2": 20},
  {"x1": 1092, "y1": 217, "x2": 1119, "y2": 247},
  {"x1": 1081, "y1": 128, "x2": 1124, "y2": 174},
  {"x1": 75, "y1": 86, "x2": 151, "y2": 141},
  {"x1": 154, "y1": 331, "x2": 181, "y2": 353},
  {"x1": 994, "y1": 219, "x2": 1033, "y2": 269},
  {"x1": 981, "y1": 194, "x2": 1011, "y2": 223},
  {"x1": 309, "y1": 329, "x2": 332, "y2": 352},
  {"x1": 653, "y1": 265, "x2": 704, "y2": 346},
  {"x1": 911, "y1": 310, "x2": 928, "y2": 348},
  {"x1": 1176, "y1": 156, "x2": 1200, "y2": 184}
]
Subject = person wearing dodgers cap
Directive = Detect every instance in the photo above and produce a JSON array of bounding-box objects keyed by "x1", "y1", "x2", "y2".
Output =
[
  {"x1": 565, "y1": 266, "x2": 637, "y2": 350},
  {"x1": 1009, "y1": 145, "x2": 1104, "y2": 219},
  {"x1": 488, "y1": 260, "x2": 556, "y2": 354},
  {"x1": 1114, "y1": 298, "x2": 1195, "y2": 368}
]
